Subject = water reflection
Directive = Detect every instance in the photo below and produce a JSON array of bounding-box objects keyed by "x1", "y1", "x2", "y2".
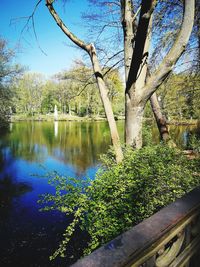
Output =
[
  {"x1": 151, "y1": 123, "x2": 199, "y2": 148},
  {"x1": 0, "y1": 140, "x2": 32, "y2": 221},
  {"x1": 2, "y1": 121, "x2": 111, "y2": 172},
  {"x1": 0, "y1": 132, "x2": 70, "y2": 266},
  {"x1": 0, "y1": 121, "x2": 199, "y2": 267},
  {"x1": 54, "y1": 121, "x2": 58, "y2": 138},
  {"x1": 9, "y1": 122, "x2": 13, "y2": 132},
  {"x1": 1, "y1": 121, "x2": 199, "y2": 172}
]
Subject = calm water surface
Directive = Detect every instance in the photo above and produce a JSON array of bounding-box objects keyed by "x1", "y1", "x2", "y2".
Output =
[{"x1": 0, "y1": 121, "x2": 197, "y2": 267}]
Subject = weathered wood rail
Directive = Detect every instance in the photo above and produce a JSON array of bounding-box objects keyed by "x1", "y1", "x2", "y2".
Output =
[{"x1": 71, "y1": 187, "x2": 200, "y2": 267}]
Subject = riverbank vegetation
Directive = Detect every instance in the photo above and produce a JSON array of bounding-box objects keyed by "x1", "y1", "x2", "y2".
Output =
[{"x1": 39, "y1": 144, "x2": 200, "y2": 259}]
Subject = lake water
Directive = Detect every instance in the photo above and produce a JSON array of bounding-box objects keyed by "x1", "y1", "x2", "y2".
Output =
[{"x1": 0, "y1": 121, "x2": 198, "y2": 267}]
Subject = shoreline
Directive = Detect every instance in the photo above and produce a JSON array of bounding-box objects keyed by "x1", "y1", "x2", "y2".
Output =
[
  {"x1": 10, "y1": 114, "x2": 124, "y2": 122},
  {"x1": 10, "y1": 115, "x2": 199, "y2": 126}
]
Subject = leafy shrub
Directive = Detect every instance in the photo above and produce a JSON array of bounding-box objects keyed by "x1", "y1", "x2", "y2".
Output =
[
  {"x1": 38, "y1": 145, "x2": 200, "y2": 259},
  {"x1": 187, "y1": 133, "x2": 200, "y2": 153},
  {"x1": 142, "y1": 123, "x2": 154, "y2": 146}
]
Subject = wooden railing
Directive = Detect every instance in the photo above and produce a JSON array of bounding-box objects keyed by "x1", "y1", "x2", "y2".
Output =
[{"x1": 71, "y1": 187, "x2": 200, "y2": 267}]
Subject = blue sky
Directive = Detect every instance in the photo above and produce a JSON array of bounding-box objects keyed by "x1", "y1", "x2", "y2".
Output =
[{"x1": 0, "y1": 0, "x2": 89, "y2": 77}]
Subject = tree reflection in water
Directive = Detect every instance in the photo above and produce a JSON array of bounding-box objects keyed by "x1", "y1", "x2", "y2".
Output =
[
  {"x1": 0, "y1": 121, "x2": 198, "y2": 267},
  {"x1": 4, "y1": 121, "x2": 113, "y2": 172}
]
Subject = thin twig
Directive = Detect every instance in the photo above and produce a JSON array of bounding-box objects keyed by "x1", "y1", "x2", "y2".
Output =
[{"x1": 10, "y1": 0, "x2": 47, "y2": 56}]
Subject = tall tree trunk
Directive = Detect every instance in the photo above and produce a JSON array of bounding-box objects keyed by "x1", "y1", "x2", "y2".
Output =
[
  {"x1": 121, "y1": 0, "x2": 173, "y2": 145},
  {"x1": 46, "y1": 0, "x2": 123, "y2": 162},
  {"x1": 122, "y1": 0, "x2": 194, "y2": 147},
  {"x1": 89, "y1": 44, "x2": 123, "y2": 162},
  {"x1": 123, "y1": 0, "x2": 154, "y2": 147},
  {"x1": 125, "y1": 101, "x2": 145, "y2": 147},
  {"x1": 197, "y1": 0, "x2": 200, "y2": 70},
  {"x1": 147, "y1": 56, "x2": 170, "y2": 142},
  {"x1": 121, "y1": 0, "x2": 136, "y2": 81},
  {"x1": 121, "y1": 0, "x2": 148, "y2": 147},
  {"x1": 150, "y1": 92, "x2": 170, "y2": 142}
]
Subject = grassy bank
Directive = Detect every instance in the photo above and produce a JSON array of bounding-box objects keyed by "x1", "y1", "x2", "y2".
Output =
[
  {"x1": 10, "y1": 114, "x2": 110, "y2": 122},
  {"x1": 11, "y1": 114, "x2": 198, "y2": 126},
  {"x1": 167, "y1": 119, "x2": 199, "y2": 126},
  {"x1": 11, "y1": 114, "x2": 125, "y2": 122}
]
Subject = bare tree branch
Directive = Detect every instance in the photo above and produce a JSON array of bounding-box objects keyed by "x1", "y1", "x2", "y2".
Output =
[
  {"x1": 46, "y1": 0, "x2": 90, "y2": 53},
  {"x1": 45, "y1": 0, "x2": 123, "y2": 162},
  {"x1": 10, "y1": 0, "x2": 47, "y2": 55},
  {"x1": 102, "y1": 59, "x2": 123, "y2": 76}
]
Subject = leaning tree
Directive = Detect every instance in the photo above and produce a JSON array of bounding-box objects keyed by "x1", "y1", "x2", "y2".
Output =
[{"x1": 42, "y1": 0, "x2": 195, "y2": 161}]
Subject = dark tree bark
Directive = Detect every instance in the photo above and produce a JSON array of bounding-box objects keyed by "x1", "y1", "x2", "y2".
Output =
[
  {"x1": 197, "y1": 0, "x2": 200, "y2": 70},
  {"x1": 150, "y1": 92, "x2": 170, "y2": 142},
  {"x1": 121, "y1": 0, "x2": 195, "y2": 148}
]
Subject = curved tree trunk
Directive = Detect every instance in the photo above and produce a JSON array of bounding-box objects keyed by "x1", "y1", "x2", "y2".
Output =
[
  {"x1": 123, "y1": 0, "x2": 154, "y2": 148},
  {"x1": 46, "y1": 0, "x2": 123, "y2": 162},
  {"x1": 46, "y1": 0, "x2": 194, "y2": 156},
  {"x1": 89, "y1": 44, "x2": 123, "y2": 162},
  {"x1": 150, "y1": 92, "x2": 170, "y2": 142}
]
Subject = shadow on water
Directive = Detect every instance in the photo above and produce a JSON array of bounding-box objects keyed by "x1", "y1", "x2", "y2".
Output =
[
  {"x1": 0, "y1": 175, "x2": 32, "y2": 220},
  {"x1": 0, "y1": 173, "x2": 87, "y2": 266}
]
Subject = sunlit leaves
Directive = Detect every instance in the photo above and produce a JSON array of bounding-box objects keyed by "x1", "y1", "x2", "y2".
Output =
[
  {"x1": 39, "y1": 144, "x2": 200, "y2": 259},
  {"x1": 0, "y1": 38, "x2": 23, "y2": 128}
]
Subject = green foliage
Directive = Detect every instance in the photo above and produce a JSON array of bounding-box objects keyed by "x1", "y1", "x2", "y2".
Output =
[
  {"x1": 187, "y1": 133, "x2": 200, "y2": 153},
  {"x1": 12, "y1": 64, "x2": 124, "y2": 118},
  {"x1": 104, "y1": 68, "x2": 124, "y2": 115},
  {"x1": 158, "y1": 74, "x2": 200, "y2": 120},
  {"x1": 142, "y1": 123, "x2": 154, "y2": 146},
  {"x1": 0, "y1": 85, "x2": 12, "y2": 129},
  {"x1": 39, "y1": 145, "x2": 200, "y2": 260},
  {"x1": 0, "y1": 38, "x2": 22, "y2": 128},
  {"x1": 13, "y1": 73, "x2": 45, "y2": 116}
]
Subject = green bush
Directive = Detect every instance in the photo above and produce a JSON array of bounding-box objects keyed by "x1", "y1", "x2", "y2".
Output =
[
  {"x1": 187, "y1": 133, "x2": 200, "y2": 153},
  {"x1": 38, "y1": 145, "x2": 200, "y2": 259}
]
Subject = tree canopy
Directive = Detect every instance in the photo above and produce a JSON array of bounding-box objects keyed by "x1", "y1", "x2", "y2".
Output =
[{"x1": 0, "y1": 38, "x2": 22, "y2": 129}]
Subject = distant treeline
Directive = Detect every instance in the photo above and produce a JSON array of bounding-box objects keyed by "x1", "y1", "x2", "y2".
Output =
[
  {"x1": 9, "y1": 69, "x2": 200, "y2": 121},
  {"x1": 1, "y1": 37, "x2": 200, "y2": 128},
  {"x1": 11, "y1": 66, "x2": 124, "y2": 118}
]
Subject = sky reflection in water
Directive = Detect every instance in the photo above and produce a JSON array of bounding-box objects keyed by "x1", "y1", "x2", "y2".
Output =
[
  {"x1": 0, "y1": 121, "x2": 113, "y2": 267},
  {"x1": 0, "y1": 120, "x2": 198, "y2": 267}
]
